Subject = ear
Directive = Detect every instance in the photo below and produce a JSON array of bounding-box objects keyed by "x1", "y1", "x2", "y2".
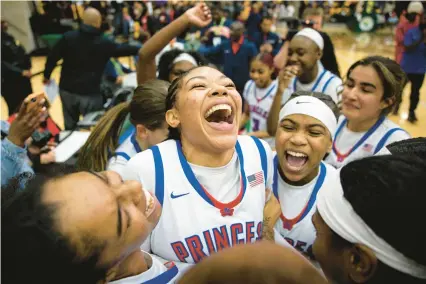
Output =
[
  {"x1": 325, "y1": 136, "x2": 332, "y2": 154},
  {"x1": 346, "y1": 244, "x2": 378, "y2": 283},
  {"x1": 136, "y1": 124, "x2": 148, "y2": 140},
  {"x1": 166, "y1": 109, "x2": 180, "y2": 129},
  {"x1": 317, "y1": 48, "x2": 323, "y2": 60},
  {"x1": 380, "y1": 96, "x2": 394, "y2": 110}
]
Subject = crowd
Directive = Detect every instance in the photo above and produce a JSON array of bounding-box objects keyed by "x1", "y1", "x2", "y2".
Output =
[{"x1": 1, "y1": 1, "x2": 426, "y2": 284}]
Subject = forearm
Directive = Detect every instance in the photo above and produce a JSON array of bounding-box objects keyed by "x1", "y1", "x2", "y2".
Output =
[
  {"x1": 273, "y1": 41, "x2": 289, "y2": 70},
  {"x1": 267, "y1": 90, "x2": 284, "y2": 135}
]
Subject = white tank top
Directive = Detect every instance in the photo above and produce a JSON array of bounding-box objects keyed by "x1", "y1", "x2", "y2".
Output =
[
  {"x1": 325, "y1": 116, "x2": 410, "y2": 168},
  {"x1": 107, "y1": 132, "x2": 142, "y2": 176},
  {"x1": 123, "y1": 136, "x2": 273, "y2": 264},
  {"x1": 273, "y1": 155, "x2": 337, "y2": 258}
]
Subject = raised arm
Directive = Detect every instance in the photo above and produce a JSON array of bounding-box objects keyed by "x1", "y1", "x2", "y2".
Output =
[{"x1": 137, "y1": 3, "x2": 211, "y2": 84}]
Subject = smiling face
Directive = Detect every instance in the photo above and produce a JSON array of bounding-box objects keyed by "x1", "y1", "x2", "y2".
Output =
[
  {"x1": 341, "y1": 65, "x2": 390, "y2": 123},
  {"x1": 250, "y1": 59, "x2": 274, "y2": 89},
  {"x1": 275, "y1": 114, "x2": 332, "y2": 184},
  {"x1": 166, "y1": 66, "x2": 242, "y2": 154},
  {"x1": 288, "y1": 36, "x2": 322, "y2": 77},
  {"x1": 42, "y1": 171, "x2": 161, "y2": 270}
]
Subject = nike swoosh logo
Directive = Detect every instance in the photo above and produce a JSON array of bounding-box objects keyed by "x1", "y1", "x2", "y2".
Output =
[
  {"x1": 170, "y1": 192, "x2": 190, "y2": 199},
  {"x1": 296, "y1": 101, "x2": 311, "y2": 104}
]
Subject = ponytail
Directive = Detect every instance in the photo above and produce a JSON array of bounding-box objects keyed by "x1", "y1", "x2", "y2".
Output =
[{"x1": 77, "y1": 102, "x2": 130, "y2": 171}]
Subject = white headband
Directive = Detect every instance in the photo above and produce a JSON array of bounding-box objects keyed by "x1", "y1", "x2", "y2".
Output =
[
  {"x1": 317, "y1": 174, "x2": 426, "y2": 279},
  {"x1": 295, "y1": 28, "x2": 324, "y2": 50},
  {"x1": 173, "y1": 53, "x2": 198, "y2": 67},
  {"x1": 279, "y1": 96, "x2": 337, "y2": 137}
]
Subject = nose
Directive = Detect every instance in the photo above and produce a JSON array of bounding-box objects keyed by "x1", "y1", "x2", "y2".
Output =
[
  {"x1": 289, "y1": 53, "x2": 298, "y2": 64},
  {"x1": 289, "y1": 132, "x2": 308, "y2": 146},
  {"x1": 115, "y1": 180, "x2": 145, "y2": 207},
  {"x1": 343, "y1": 86, "x2": 357, "y2": 101},
  {"x1": 210, "y1": 84, "x2": 228, "y2": 97}
]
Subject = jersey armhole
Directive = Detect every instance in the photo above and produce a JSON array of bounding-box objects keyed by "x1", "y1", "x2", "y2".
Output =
[
  {"x1": 250, "y1": 136, "x2": 268, "y2": 186},
  {"x1": 374, "y1": 128, "x2": 408, "y2": 154}
]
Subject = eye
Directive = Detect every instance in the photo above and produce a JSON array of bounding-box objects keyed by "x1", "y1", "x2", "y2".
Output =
[
  {"x1": 309, "y1": 131, "x2": 323, "y2": 137},
  {"x1": 344, "y1": 81, "x2": 354, "y2": 88},
  {"x1": 225, "y1": 82, "x2": 236, "y2": 89},
  {"x1": 282, "y1": 125, "x2": 295, "y2": 131},
  {"x1": 296, "y1": 50, "x2": 305, "y2": 56},
  {"x1": 190, "y1": 84, "x2": 206, "y2": 90},
  {"x1": 361, "y1": 88, "x2": 374, "y2": 94}
]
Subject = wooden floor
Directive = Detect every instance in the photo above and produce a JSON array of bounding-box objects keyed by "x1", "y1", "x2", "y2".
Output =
[{"x1": 1, "y1": 30, "x2": 425, "y2": 137}]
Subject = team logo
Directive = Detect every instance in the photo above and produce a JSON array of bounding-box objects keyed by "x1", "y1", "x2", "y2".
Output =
[{"x1": 220, "y1": 207, "x2": 234, "y2": 217}]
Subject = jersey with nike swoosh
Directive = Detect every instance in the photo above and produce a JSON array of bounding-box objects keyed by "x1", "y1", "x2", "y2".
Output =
[{"x1": 121, "y1": 136, "x2": 274, "y2": 266}]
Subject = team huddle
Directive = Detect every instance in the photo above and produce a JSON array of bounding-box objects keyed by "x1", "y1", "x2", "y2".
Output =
[{"x1": 2, "y1": 3, "x2": 426, "y2": 284}]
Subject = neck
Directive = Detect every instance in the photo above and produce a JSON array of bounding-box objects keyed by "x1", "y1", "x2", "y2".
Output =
[
  {"x1": 136, "y1": 136, "x2": 147, "y2": 151},
  {"x1": 279, "y1": 165, "x2": 319, "y2": 187},
  {"x1": 181, "y1": 138, "x2": 235, "y2": 167},
  {"x1": 112, "y1": 250, "x2": 149, "y2": 281},
  {"x1": 298, "y1": 63, "x2": 318, "y2": 84},
  {"x1": 346, "y1": 116, "x2": 382, "y2": 132}
]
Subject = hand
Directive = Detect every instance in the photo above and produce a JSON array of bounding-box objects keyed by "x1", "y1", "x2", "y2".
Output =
[
  {"x1": 278, "y1": 65, "x2": 300, "y2": 90},
  {"x1": 40, "y1": 150, "x2": 56, "y2": 164},
  {"x1": 260, "y1": 43, "x2": 273, "y2": 53},
  {"x1": 22, "y1": 70, "x2": 32, "y2": 78},
  {"x1": 263, "y1": 191, "x2": 281, "y2": 225},
  {"x1": 185, "y1": 3, "x2": 212, "y2": 28},
  {"x1": 7, "y1": 94, "x2": 47, "y2": 147}
]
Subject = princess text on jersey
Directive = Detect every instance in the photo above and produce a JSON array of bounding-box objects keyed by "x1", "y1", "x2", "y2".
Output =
[{"x1": 171, "y1": 221, "x2": 263, "y2": 263}]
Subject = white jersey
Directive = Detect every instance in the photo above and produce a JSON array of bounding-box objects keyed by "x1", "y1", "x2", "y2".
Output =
[
  {"x1": 273, "y1": 154, "x2": 337, "y2": 258},
  {"x1": 122, "y1": 136, "x2": 274, "y2": 265},
  {"x1": 243, "y1": 79, "x2": 278, "y2": 148},
  {"x1": 107, "y1": 132, "x2": 142, "y2": 176},
  {"x1": 109, "y1": 251, "x2": 178, "y2": 284},
  {"x1": 281, "y1": 63, "x2": 342, "y2": 105},
  {"x1": 325, "y1": 116, "x2": 410, "y2": 168}
]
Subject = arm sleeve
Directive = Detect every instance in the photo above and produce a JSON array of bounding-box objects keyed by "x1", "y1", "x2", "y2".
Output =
[
  {"x1": 198, "y1": 43, "x2": 223, "y2": 55},
  {"x1": 110, "y1": 42, "x2": 141, "y2": 58},
  {"x1": 43, "y1": 36, "x2": 66, "y2": 79},
  {"x1": 403, "y1": 29, "x2": 416, "y2": 46},
  {"x1": 1, "y1": 138, "x2": 34, "y2": 187}
]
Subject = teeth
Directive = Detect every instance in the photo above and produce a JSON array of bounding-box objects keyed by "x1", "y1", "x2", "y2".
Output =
[
  {"x1": 204, "y1": 104, "x2": 232, "y2": 118},
  {"x1": 287, "y1": 151, "x2": 307, "y2": 158}
]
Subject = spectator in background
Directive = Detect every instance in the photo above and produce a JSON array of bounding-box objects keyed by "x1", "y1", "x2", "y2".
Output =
[
  {"x1": 395, "y1": 1, "x2": 424, "y2": 64},
  {"x1": 199, "y1": 21, "x2": 258, "y2": 96},
  {"x1": 251, "y1": 15, "x2": 283, "y2": 56},
  {"x1": 103, "y1": 58, "x2": 133, "y2": 94},
  {"x1": 43, "y1": 7, "x2": 140, "y2": 130},
  {"x1": 1, "y1": 20, "x2": 33, "y2": 115},
  {"x1": 200, "y1": 5, "x2": 232, "y2": 69},
  {"x1": 244, "y1": 1, "x2": 264, "y2": 40},
  {"x1": 400, "y1": 14, "x2": 426, "y2": 123}
]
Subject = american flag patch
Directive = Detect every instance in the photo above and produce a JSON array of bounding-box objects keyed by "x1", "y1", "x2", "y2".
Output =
[
  {"x1": 248, "y1": 171, "x2": 264, "y2": 187},
  {"x1": 362, "y1": 143, "x2": 373, "y2": 152}
]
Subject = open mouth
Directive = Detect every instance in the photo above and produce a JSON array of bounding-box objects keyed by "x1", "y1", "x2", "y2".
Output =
[
  {"x1": 204, "y1": 104, "x2": 234, "y2": 125},
  {"x1": 285, "y1": 150, "x2": 308, "y2": 171}
]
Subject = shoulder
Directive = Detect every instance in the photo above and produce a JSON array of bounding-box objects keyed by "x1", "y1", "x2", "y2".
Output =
[
  {"x1": 243, "y1": 80, "x2": 255, "y2": 93},
  {"x1": 380, "y1": 119, "x2": 410, "y2": 141}
]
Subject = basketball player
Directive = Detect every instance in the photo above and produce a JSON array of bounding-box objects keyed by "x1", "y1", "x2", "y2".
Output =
[
  {"x1": 240, "y1": 52, "x2": 278, "y2": 147},
  {"x1": 78, "y1": 80, "x2": 170, "y2": 174},
  {"x1": 121, "y1": 66, "x2": 283, "y2": 273},
  {"x1": 179, "y1": 242, "x2": 328, "y2": 284},
  {"x1": 267, "y1": 27, "x2": 343, "y2": 135},
  {"x1": 325, "y1": 56, "x2": 410, "y2": 168},
  {"x1": 2, "y1": 170, "x2": 179, "y2": 283},
  {"x1": 273, "y1": 92, "x2": 339, "y2": 259},
  {"x1": 313, "y1": 154, "x2": 426, "y2": 283}
]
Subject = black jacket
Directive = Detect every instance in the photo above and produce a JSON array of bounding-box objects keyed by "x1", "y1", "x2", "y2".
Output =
[
  {"x1": 1, "y1": 32, "x2": 32, "y2": 79},
  {"x1": 43, "y1": 24, "x2": 139, "y2": 95}
]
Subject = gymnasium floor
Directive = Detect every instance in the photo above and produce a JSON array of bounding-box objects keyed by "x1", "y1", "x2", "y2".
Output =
[{"x1": 1, "y1": 30, "x2": 425, "y2": 137}]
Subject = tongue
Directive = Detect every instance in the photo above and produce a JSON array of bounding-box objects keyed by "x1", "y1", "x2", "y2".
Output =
[{"x1": 287, "y1": 155, "x2": 307, "y2": 168}]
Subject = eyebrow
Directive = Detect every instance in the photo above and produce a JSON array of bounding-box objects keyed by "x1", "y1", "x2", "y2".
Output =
[
  {"x1": 282, "y1": 119, "x2": 326, "y2": 130},
  {"x1": 347, "y1": 77, "x2": 376, "y2": 89},
  {"x1": 185, "y1": 75, "x2": 229, "y2": 86}
]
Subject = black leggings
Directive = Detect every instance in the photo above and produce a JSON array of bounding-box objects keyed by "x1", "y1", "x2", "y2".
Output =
[{"x1": 407, "y1": 73, "x2": 425, "y2": 113}]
